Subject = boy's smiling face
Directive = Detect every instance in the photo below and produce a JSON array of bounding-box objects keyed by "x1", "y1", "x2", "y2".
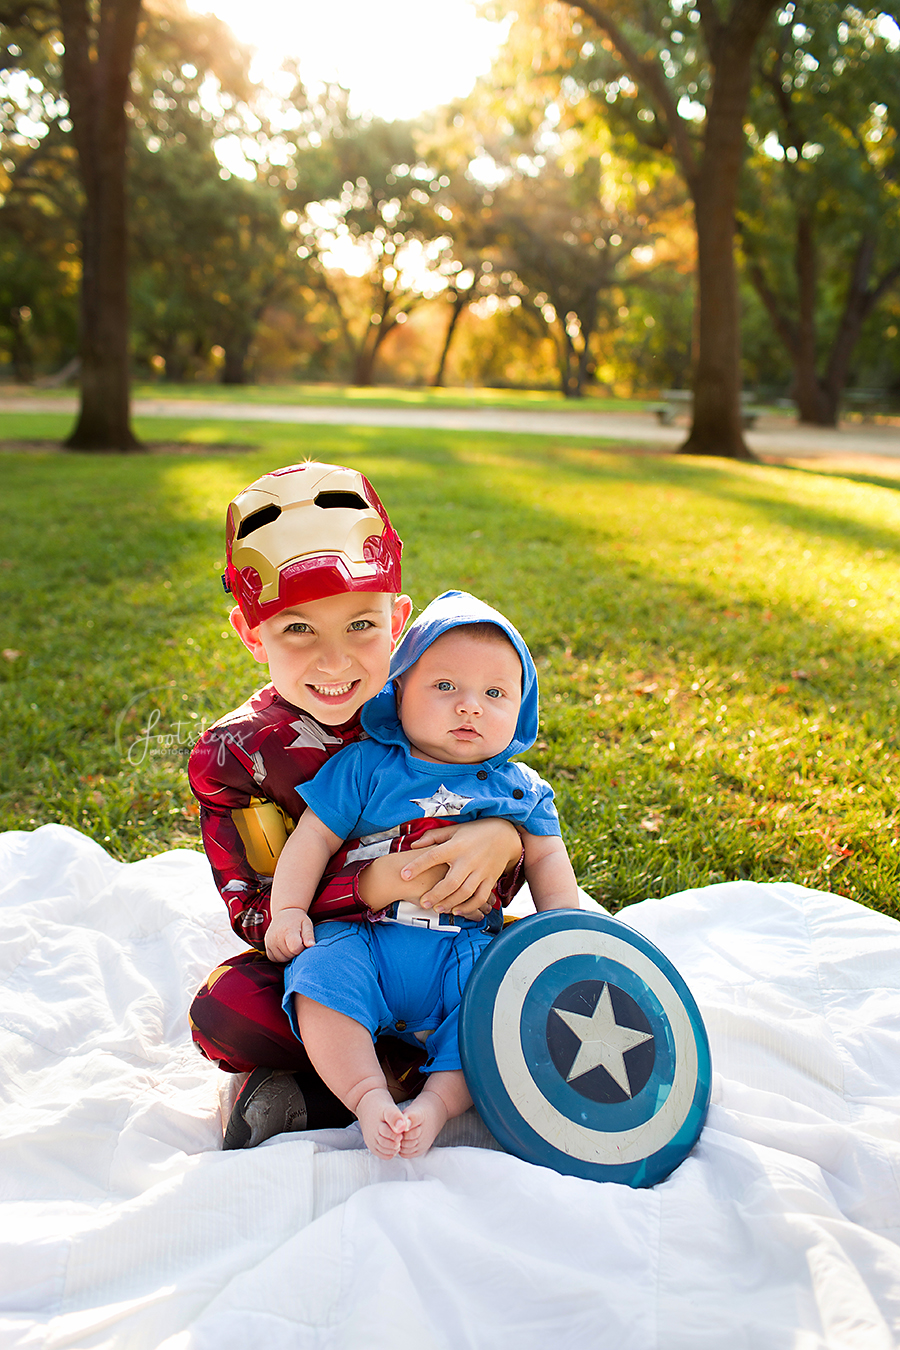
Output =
[
  {"x1": 232, "y1": 590, "x2": 411, "y2": 725},
  {"x1": 396, "y1": 628, "x2": 522, "y2": 764}
]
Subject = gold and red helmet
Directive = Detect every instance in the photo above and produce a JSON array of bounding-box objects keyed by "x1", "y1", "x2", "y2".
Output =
[{"x1": 223, "y1": 462, "x2": 402, "y2": 627}]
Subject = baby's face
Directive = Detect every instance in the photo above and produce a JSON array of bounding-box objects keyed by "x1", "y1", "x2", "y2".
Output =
[{"x1": 397, "y1": 629, "x2": 522, "y2": 765}]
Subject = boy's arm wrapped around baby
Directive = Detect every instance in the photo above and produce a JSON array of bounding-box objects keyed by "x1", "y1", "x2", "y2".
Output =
[
  {"x1": 188, "y1": 695, "x2": 404, "y2": 950},
  {"x1": 190, "y1": 719, "x2": 523, "y2": 951}
]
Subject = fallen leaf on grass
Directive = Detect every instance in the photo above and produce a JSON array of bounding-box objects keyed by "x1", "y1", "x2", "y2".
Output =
[
  {"x1": 816, "y1": 829, "x2": 852, "y2": 859},
  {"x1": 639, "y1": 812, "x2": 663, "y2": 833},
  {"x1": 791, "y1": 669, "x2": 810, "y2": 681},
  {"x1": 2, "y1": 648, "x2": 21, "y2": 661}
]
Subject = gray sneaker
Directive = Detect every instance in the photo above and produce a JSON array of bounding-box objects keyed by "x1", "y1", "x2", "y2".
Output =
[{"x1": 223, "y1": 1067, "x2": 308, "y2": 1150}]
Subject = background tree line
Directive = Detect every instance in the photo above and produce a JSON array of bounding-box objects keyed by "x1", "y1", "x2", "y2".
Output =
[{"x1": 0, "y1": 0, "x2": 896, "y2": 451}]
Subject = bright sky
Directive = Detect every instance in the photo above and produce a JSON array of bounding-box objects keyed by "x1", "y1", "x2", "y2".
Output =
[{"x1": 201, "y1": 0, "x2": 509, "y2": 121}]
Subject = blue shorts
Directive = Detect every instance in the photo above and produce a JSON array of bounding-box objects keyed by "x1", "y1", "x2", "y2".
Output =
[{"x1": 282, "y1": 918, "x2": 494, "y2": 1074}]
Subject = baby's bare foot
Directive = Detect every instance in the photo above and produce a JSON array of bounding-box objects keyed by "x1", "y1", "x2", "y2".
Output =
[
  {"x1": 397, "y1": 1091, "x2": 450, "y2": 1158},
  {"x1": 355, "y1": 1088, "x2": 410, "y2": 1158}
]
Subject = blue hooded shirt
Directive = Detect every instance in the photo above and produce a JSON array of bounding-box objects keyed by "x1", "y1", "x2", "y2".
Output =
[{"x1": 298, "y1": 591, "x2": 560, "y2": 841}]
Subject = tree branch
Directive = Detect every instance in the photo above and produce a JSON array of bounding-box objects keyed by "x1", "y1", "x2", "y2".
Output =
[
  {"x1": 867, "y1": 259, "x2": 900, "y2": 312},
  {"x1": 740, "y1": 234, "x2": 798, "y2": 355},
  {"x1": 573, "y1": 1, "x2": 700, "y2": 183},
  {"x1": 696, "y1": 0, "x2": 725, "y2": 55}
]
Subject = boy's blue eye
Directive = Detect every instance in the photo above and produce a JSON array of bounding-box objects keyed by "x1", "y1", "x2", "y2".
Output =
[
  {"x1": 348, "y1": 619, "x2": 373, "y2": 631},
  {"x1": 285, "y1": 622, "x2": 311, "y2": 634}
]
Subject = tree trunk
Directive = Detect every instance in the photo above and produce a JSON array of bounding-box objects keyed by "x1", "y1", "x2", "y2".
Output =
[
  {"x1": 560, "y1": 331, "x2": 589, "y2": 398},
  {"x1": 431, "y1": 290, "x2": 467, "y2": 387},
  {"x1": 9, "y1": 306, "x2": 34, "y2": 383},
  {"x1": 789, "y1": 210, "x2": 833, "y2": 424},
  {"x1": 575, "y1": 0, "x2": 776, "y2": 459},
  {"x1": 59, "y1": 0, "x2": 143, "y2": 451},
  {"x1": 821, "y1": 233, "x2": 881, "y2": 425},
  {"x1": 680, "y1": 22, "x2": 770, "y2": 459},
  {"x1": 744, "y1": 213, "x2": 836, "y2": 426},
  {"x1": 353, "y1": 326, "x2": 384, "y2": 385},
  {"x1": 221, "y1": 343, "x2": 250, "y2": 385},
  {"x1": 574, "y1": 298, "x2": 598, "y2": 397},
  {"x1": 353, "y1": 336, "x2": 376, "y2": 386},
  {"x1": 747, "y1": 219, "x2": 900, "y2": 426},
  {"x1": 681, "y1": 178, "x2": 751, "y2": 456}
]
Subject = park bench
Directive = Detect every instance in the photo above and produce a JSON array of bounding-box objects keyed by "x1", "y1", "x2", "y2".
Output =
[
  {"x1": 842, "y1": 389, "x2": 890, "y2": 421},
  {"x1": 652, "y1": 389, "x2": 764, "y2": 428}
]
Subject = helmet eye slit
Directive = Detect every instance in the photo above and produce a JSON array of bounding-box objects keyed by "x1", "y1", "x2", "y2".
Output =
[
  {"x1": 237, "y1": 504, "x2": 281, "y2": 539},
  {"x1": 314, "y1": 491, "x2": 369, "y2": 510}
]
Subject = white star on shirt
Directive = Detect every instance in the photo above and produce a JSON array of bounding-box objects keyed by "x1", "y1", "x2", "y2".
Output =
[
  {"x1": 553, "y1": 985, "x2": 653, "y2": 1098},
  {"x1": 410, "y1": 784, "x2": 474, "y2": 817},
  {"x1": 287, "y1": 716, "x2": 344, "y2": 752}
]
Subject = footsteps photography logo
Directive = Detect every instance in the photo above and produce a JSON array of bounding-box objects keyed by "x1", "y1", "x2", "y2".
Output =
[{"x1": 115, "y1": 685, "x2": 212, "y2": 765}]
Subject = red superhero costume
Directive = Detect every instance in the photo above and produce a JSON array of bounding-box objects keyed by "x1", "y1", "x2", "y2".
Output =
[
  {"x1": 188, "y1": 684, "x2": 384, "y2": 1073},
  {"x1": 188, "y1": 682, "x2": 520, "y2": 1078},
  {"x1": 190, "y1": 460, "x2": 520, "y2": 1145}
]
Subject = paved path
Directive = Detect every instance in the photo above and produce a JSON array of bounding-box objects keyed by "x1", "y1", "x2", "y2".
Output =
[{"x1": 4, "y1": 393, "x2": 900, "y2": 462}]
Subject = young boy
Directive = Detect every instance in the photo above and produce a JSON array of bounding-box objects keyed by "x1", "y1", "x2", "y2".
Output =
[
  {"x1": 188, "y1": 464, "x2": 523, "y2": 1148},
  {"x1": 268, "y1": 591, "x2": 579, "y2": 1159}
]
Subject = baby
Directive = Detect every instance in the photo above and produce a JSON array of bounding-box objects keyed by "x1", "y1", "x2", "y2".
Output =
[{"x1": 267, "y1": 592, "x2": 579, "y2": 1157}]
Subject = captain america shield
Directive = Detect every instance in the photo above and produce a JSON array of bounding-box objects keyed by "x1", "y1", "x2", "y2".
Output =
[{"x1": 459, "y1": 910, "x2": 711, "y2": 1187}]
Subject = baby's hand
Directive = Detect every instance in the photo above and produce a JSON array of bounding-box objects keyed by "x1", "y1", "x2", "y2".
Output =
[{"x1": 265, "y1": 910, "x2": 315, "y2": 963}]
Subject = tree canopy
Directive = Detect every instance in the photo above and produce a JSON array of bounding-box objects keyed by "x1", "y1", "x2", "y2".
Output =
[{"x1": 0, "y1": 0, "x2": 897, "y2": 443}]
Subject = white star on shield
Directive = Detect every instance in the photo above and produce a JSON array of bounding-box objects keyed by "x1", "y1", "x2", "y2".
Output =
[
  {"x1": 410, "y1": 784, "x2": 474, "y2": 817},
  {"x1": 553, "y1": 984, "x2": 654, "y2": 1098}
]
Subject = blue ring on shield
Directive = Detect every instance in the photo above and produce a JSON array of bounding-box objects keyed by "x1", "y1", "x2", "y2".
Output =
[{"x1": 458, "y1": 910, "x2": 712, "y2": 1187}]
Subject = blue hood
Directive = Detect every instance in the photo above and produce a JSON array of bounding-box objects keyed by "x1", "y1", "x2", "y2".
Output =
[{"x1": 361, "y1": 590, "x2": 539, "y2": 769}]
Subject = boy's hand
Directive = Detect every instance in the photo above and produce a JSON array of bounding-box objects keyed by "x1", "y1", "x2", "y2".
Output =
[
  {"x1": 402, "y1": 818, "x2": 521, "y2": 917},
  {"x1": 265, "y1": 909, "x2": 315, "y2": 963}
]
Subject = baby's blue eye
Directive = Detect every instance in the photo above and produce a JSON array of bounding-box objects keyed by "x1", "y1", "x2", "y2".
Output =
[
  {"x1": 436, "y1": 680, "x2": 454, "y2": 691},
  {"x1": 485, "y1": 687, "x2": 502, "y2": 699}
]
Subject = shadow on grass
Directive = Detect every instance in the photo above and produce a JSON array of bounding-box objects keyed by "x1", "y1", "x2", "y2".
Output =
[
  {"x1": 766, "y1": 460, "x2": 900, "y2": 496},
  {"x1": 2, "y1": 430, "x2": 898, "y2": 910},
  {"x1": 4, "y1": 428, "x2": 898, "y2": 693}
]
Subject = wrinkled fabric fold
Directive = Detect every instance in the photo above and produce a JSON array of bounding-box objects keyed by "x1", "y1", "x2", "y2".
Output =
[{"x1": 1, "y1": 824, "x2": 898, "y2": 1350}]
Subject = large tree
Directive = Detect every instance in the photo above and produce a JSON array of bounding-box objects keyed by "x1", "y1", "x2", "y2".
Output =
[
  {"x1": 58, "y1": 0, "x2": 143, "y2": 450},
  {"x1": 740, "y1": 2, "x2": 900, "y2": 425},
  {"x1": 0, "y1": 10, "x2": 80, "y2": 380},
  {"x1": 128, "y1": 21, "x2": 290, "y2": 385},
  {"x1": 0, "y1": 2, "x2": 269, "y2": 409},
  {"x1": 483, "y1": 151, "x2": 681, "y2": 397},
  {"x1": 277, "y1": 105, "x2": 455, "y2": 386},
  {"x1": 486, "y1": 0, "x2": 777, "y2": 456}
]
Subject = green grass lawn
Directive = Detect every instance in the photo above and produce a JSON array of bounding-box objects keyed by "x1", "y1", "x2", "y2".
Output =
[
  {"x1": 1, "y1": 411, "x2": 898, "y2": 919},
  {"x1": 136, "y1": 381, "x2": 664, "y2": 414},
  {"x1": 0, "y1": 379, "x2": 665, "y2": 416}
]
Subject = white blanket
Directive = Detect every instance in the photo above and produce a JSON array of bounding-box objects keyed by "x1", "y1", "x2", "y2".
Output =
[{"x1": 1, "y1": 825, "x2": 898, "y2": 1350}]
